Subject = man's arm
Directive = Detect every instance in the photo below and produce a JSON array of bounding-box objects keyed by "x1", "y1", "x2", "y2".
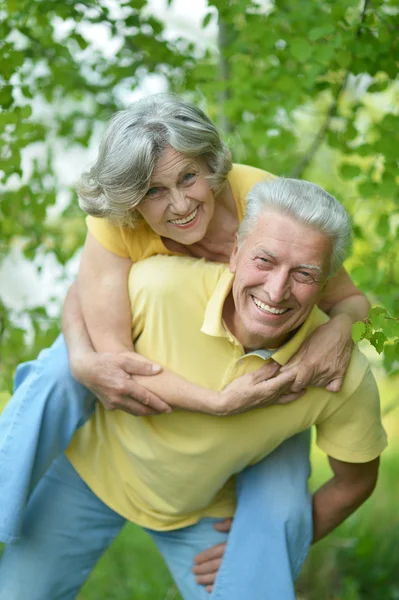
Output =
[{"x1": 312, "y1": 455, "x2": 379, "y2": 543}]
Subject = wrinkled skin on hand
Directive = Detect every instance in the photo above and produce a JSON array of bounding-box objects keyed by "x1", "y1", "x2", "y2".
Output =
[
  {"x1": 71, "y1": 351, "x2": 171, "y2": 416},
  {"x1": 193, "y1": 518, "x2": 232, "y2": 592},
  {"x1": 280, "y1": 314, "x2": 354, "y2": 393},
  {"x1": 219, "y1": 361, "x2": 305, "y2": 416}
]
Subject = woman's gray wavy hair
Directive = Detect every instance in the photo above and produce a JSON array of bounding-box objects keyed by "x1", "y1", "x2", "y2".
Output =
[
  {"x1": 77, "y1": 94, "x2": 232, "y2": 227},
  {"x1": 237, "y1": 178, "x2": 352, "y2": 277}
]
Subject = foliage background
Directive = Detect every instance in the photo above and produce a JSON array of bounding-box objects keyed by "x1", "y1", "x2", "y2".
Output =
[{"x1": 0, "y1": 0, "x2": 398, "y2": 598}]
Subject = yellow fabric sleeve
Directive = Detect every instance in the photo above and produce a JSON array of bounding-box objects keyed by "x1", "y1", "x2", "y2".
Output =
[
  {"x1": 316, "y1": 367, "x2": 387, "y2": 463},
  {"x1": 86, "y1": 216, "x2": 130, "y2": 258}
]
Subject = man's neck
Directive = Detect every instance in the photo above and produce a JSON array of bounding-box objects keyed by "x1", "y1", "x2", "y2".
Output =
[{"x1": 222, "y1": 293, "x2": 291, "y2": 351}]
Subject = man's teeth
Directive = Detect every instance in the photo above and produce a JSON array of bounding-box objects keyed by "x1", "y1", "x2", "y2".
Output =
[
  {"x1": 170, "y1": 207, "x2": 198, "y2": 225},
  {"x1": 252, "y1": 297, "x2": 288, "y2": 315}
]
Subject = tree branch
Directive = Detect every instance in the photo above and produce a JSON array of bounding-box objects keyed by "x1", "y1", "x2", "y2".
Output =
[
  {"x1": 289, "y1": 0, "x2": 371, "y2": 178},
  {"x1": 217, "y1": 17, "x2": 234, "y2": 135}
]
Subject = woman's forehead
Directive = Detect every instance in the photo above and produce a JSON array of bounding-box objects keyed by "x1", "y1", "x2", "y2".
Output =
[{"x1": 151, "y1": 147, "x2": 202, "y2": 182}]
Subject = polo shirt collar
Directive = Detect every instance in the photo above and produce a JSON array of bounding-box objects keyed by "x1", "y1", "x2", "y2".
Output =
[{"x1": 201, "y1": 266, "x2": 324, "y2": 365}]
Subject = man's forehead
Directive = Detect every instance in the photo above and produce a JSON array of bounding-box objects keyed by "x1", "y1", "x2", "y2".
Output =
[{"x1": 241, "y1": 212, "x2": 331, "y2": 270}]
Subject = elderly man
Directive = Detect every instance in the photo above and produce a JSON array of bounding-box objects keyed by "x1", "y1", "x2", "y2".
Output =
[{"x1": 0, "y1": 178, "x2": 386, "y2": 600}]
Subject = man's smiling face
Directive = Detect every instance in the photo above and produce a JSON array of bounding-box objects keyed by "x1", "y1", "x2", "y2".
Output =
[{"x1": 227, "y1": 209, "x2": 332, "y2": 350}]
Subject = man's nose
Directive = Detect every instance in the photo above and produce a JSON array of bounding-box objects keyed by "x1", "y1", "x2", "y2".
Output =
[
  {"x1": 265, "y1": 270, "x2": 291, "y2": 304},
  {"x1": 169, "y1": 189, "x2": 190, "y2": 215}
]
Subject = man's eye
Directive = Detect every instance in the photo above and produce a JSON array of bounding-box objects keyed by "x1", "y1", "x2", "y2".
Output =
[{"x1": 294, "y1": 271, "x2": 316, "y2": 283}]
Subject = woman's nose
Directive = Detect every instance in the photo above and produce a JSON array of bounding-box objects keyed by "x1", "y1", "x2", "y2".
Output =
[{"x1": 169, "y1": 189, "x2": 190, "y2": 214}]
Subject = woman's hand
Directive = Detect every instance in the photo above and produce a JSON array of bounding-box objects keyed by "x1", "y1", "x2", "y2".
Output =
[
  {"x1": 280, "y1": 314, "x2": 354, "y2": 393},
  {"x1": 217, "y1": 361, "x2": 305, "y2": 416},
  {"x1": 70, "y1": 350, "x2": 172, "y2": 417},
  {"x1": 193, "y1": 519, "x2": 232, "y2": 592}
]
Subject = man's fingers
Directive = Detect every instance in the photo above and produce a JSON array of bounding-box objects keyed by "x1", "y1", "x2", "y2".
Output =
[
  {"x1": 195, "y1": 570, "x2": 220, "y2": 585},
  {"x1": 193, "y1": 557, "x2": 222, "y2": 576},
  {"x1": 194, "y1": 542, "x2": 226, "y2": 565},
  {"x1": 213, "y1": 518, "x2": 232, "y2": 532}
]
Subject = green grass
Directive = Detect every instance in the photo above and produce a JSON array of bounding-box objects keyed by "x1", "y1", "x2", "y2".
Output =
[{"x1": 78, "y1": 525, "x2": 180, "y2": 600}]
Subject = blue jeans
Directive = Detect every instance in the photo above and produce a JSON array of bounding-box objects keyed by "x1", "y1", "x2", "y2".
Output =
[{"x1": 0, "y1": 335, "x2": 312, "y2": 598}]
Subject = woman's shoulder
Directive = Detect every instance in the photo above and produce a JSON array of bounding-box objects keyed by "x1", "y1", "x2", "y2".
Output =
[
  {"x1": 229, "y1": 164, "x2": 277, "y2": 220},
  {"x1": 86, "y1": 215, "x2": 170, "y2": 262},
  {"x1": 230, "y1": 163, "x2": 276, "y2": 182}
]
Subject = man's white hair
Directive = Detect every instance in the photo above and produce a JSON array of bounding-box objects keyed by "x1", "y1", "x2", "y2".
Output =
[{"x1": 237, "y1": 178, "x2": 352, "y2": 277}]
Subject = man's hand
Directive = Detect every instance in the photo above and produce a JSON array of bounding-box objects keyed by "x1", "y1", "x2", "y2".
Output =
[
  {"x1": 217, "y1": 361, "x2": 305, "y2": 416},
  {"x1": 192, "y1": 519, "x2": 232, "y2": 591},
  {"x1": 71, "y1": 351, "x2": 172, "y2": 416},
  {"x1": 280, "y1": 314, "x2": 354, "y2": 393}
]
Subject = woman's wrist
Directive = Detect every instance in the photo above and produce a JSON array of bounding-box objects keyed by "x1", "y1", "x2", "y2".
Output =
[
  {"x1": 328, "y1": 312, "x2": 355, "y2": 337},
  {"x1": 69, "y1": 349, "x2": 96, "y2": 384}
]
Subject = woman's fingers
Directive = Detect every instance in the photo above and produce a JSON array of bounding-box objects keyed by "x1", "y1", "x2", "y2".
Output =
[
  {"x1": 120, "y1": 353, "x2": 162, "y2": 375},
  {"x1": 250, "y1": 360, "x2": 280, "y2": 384}
]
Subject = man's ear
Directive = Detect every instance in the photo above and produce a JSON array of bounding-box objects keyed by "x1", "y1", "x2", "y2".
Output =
[{"x1": 229, "y1": 234, "x2": 239, "y2": 274}]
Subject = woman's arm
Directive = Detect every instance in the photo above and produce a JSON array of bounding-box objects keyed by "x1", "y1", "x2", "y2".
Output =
[
  {"x1": 64, "y1": 285, "x2": 302, "y2": 416},
  {"x1": 280, "y1": 267, "x2": 370, "y2": 392},
  {"x1": 63, "y1": 283, "x2": 171, "y2": 416},
  {"x1": 77, "y1": 232, "x2": 134, "y2": 353}
]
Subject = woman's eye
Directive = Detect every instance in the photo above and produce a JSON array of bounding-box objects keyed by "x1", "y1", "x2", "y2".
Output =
[
  {"x1": 146, "y1": 187, "x2": 161, "y2": 196},
  {"x1": 183, "y1": 172, "x2": 196, "y2": 183}
]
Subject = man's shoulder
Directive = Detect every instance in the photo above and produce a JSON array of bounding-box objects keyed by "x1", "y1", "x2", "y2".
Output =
[
  {"x1": 339, "y1": 345, "x2": 375, "y2": 401},
  {"x1": 129, "y1": 255, "x2": 227, "y2": 302}
]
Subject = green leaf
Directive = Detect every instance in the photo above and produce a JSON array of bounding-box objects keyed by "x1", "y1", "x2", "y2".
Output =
[
  {"x1": 352, "y1": 321, "x2": 366, "y2": 343},
  {"x1": 202, "y1": 12, "x2": 213, "y2": 29},
  {"x1": 0, "y1": 85, "x2": 14, "y2": 108},
  {"x1": 370, "y1": 332, "x2": 387, "y2": 354},
  {"x1": 308, "y1": 24, "x2": 335, "y2": 41},
  {"x1": 290, "y1": 39, "x2": 313, "y2": 62},
  {"x1": 375, "y1": 214, "x2": 390, "y2": 238},
  {"x1": 369, "y1": 306, "x2": 388, "y2": 331},
  {"x1": 339, "y1": 164, "x2": 362, "y2": 179},
  {"x1": 367, "y1": 80, "x2": 389, "y2": 93}
]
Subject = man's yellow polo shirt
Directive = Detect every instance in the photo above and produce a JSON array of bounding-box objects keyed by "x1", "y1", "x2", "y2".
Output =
[{"x1": 66, "y1": 256, "x2": 387, "y2": 531}]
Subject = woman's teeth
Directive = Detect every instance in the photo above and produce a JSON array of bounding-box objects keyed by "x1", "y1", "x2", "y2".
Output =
[
  {"x1": 169, "y1": 207, "x2": 198, "y2": 225},
  {"x1": 252, "y1": 297, "x2": 288, "y2": 315}
]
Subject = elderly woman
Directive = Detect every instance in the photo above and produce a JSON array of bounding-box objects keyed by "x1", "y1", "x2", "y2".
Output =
[{"x1": 0, "y1": 95, "x2": 368, "y2": 597}]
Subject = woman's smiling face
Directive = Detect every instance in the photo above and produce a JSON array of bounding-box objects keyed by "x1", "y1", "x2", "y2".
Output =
[{"x1": 135, "y1": 147, "x2": 216, "y2": 244}]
